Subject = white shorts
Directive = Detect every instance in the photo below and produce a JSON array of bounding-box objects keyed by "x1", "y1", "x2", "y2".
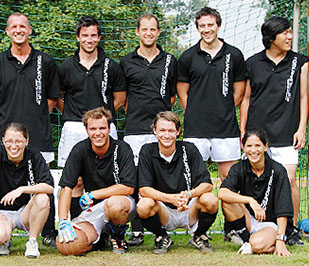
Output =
[
  {"x1": 58, "y1": 121, "x2": 118, "y2": 167},
  {"x1": 72, "y1": 196, "x2": 136, "y2": 244},
  {"x1": 160, "y1": 199, "x2": 198, "y2": 232},
  {"x1": 0, "y1": 206, "x2": 27, "y2": 231},
  {"x1": 184, "y1": 137, "x2": 241, "y2": 162},
  {"x1": 40, "y1": 152, "x2": 54, "y2": 164},
  {"x1": 249, "y1": 215, "x2": 278, "y2": 234},
  {"x1": 268, "y1": 146, "x2": 298, "y2": 165},
  {"x1": 124, "y1": 134, "x2": 158, "y2": 166}
]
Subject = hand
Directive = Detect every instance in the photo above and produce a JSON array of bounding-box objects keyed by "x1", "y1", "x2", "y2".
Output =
[
  {"x1": 274, "y1": 240, "x2": 291, "y2": 257},
  {"x1": 293, "y1": 130, "x2": 306, "y2": 149},
  {"x1": 58, "y1": 219, "x2": 81, "y2": 243},
  {"x1": 249, "y1": 198, "x2": 266, "y2": 222},
  {"x1": 79, "y1": 192, "x2": 94, "y2": 211},
  {"x1": 0, "y1": 187, "x2": 23, "y2": 206},
  {"x1": 169, "y1": 194, "x2": 186, "y2": 209},
  {"x1": 177, "y1": 191, "x2": 190, "y2": 212}
]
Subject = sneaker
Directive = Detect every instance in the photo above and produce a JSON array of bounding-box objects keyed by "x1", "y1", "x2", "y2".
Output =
[
  {"x1": 153, "y1": 235, "x2": 174, "y2": 254},
  {"x1": 237, "y1": 242, "x2": 253, "y2": 255},
  {"x1": 92, "y1": 232, "x2": 112, "y2": 251},
  {"x1": 286, "y1": 227, "x2": 304, "y2": 246},
  {"x1": 224, "y1": 230, "x2": 244, "y2": 246},
  {"x1": 189, "y1": 234, "x2": 214, "y2": 253},
  {"x1": 25, "y1": 238, "x2": 40, "y2": 258},
  {"x1": 0, "y1": 240, "x2": 12, "y2": 256},
  {"x1": 128, "y1": 232, "x2": 144, "y2": 246},
  {"x1": 42, "y1": 234, "x2": 57, "y2": 248},
  {"x1": 110, "y1": 236, "x2": 129, "y2": 254}
]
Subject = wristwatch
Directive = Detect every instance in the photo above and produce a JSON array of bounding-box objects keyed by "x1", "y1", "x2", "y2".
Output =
[{"x1": 276, "y1": 234, "x2": 287, "y2": 242}]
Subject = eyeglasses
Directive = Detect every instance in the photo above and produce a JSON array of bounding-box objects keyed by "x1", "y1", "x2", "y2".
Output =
[{"x1": 3, "y1": 139, "x2": 25, "y2": 147}]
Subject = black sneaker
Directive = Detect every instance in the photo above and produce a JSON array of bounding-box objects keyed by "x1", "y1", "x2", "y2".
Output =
[
  {"x1": 224, "y1": 230, "x2": 244, "y2": 246},
  {"x1": 153, "y1": 235, "x2": 174, "y2": 254},
  {"x1": 128, "y1": 232, "x2": 144, "y2": 246},
  {"x1": 189, "y1": 234, "x2": 214, "y2": 253},
  {"x1": 110, "y1": 236, "x2": 129, "y2": 254},
  {"x1": 286, "y1": 227, "x2": 304, "y2": 246},
  {"x1": 42, "y1": 234, "x2": 56, "y2": 248}
]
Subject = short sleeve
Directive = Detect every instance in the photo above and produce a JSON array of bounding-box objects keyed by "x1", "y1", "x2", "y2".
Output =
[
  {"x1": 117, "y1": 142, "x2": 136, "y2": 188},
  {"x1": 138, "y1": 145, "x2": 154, "y2": 188},
  {"x1": 177, "y1": 52, "x2": 191, "y2": 83},
  {"x1": 221, "y1": 163, "x2": 241, "y2": 193}
]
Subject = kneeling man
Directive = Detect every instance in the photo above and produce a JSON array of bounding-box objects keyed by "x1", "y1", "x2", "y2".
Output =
[
  {"x1": 58, "y1": 107, "x2": 137, "y2": 254},
  {"x1": 137, "y1": 111, "x2": 218, "y2": 254}
]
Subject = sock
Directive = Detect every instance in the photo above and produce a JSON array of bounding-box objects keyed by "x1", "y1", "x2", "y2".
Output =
[
  {"x1": 140, "y1": 213, "x2": 167, "y2": 237},
  {"x1": 70, "y1": 197, "x2": 83, "y2": 219},
  {"x1": 131, "y1": 214, "x2": 144, "y2": 233},
  {"x1": 194, "y1": 212, "x2": 217, "y2": 237},
  {"x1": 226, "y1": 216, "x2": 250, "y2": 242}
]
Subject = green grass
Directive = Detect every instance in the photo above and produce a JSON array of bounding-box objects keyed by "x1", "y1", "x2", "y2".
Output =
[{"x1": 1, "y1": 234, "x2": 309, "y2": 265}]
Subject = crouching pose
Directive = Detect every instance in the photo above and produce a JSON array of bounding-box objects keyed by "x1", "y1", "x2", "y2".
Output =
[
  {"x1": 218, "y1": 128, "x2": 293, "y2": 256},
  {"x1": 137, "y1": 111, "x2": 218, "y2": 254},
  {"x1": 0, "y1": 122, "x2": 54, "y2": 258},
  {"x1": 58, "y1": 107, "x2": 137, "y2": 255}
]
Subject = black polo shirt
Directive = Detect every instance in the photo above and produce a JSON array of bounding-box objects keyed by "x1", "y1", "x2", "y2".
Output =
[
  {"x1": 0, "y1": 45, "x2": 60, "y2": 152},
  {"x1": 59, "y1": 47, "x2": 127, "y2": 122},
  {"x1": 245, "y1": 50, "x2": 308, "y2": 147},
  {"x1": 138, "y1": 141, "x2": 211, "y2": 209},
  {"x1": 120, "y1": 45, "x2": 177, "y2": 135},
  {"x1": 59, "y1": 137, "x2": 136, "y2": 204},
  {"x1": 221, "y1": 154, "x2": 293, "y2": 223},
  {"x1": 0, "y1": 146, "x2": 54, "y2": 211},
  {"x1": 177, "y1": 39, "x2": 245, "y2": 139}
]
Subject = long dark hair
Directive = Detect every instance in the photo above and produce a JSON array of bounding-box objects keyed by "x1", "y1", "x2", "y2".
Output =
[{"x1": 242, "y1": 128, "x2": 268, "y2": 146}]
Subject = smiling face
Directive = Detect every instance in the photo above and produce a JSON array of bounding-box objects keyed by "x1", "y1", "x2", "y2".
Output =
[
  {"x1": 196, "y1": 15, "x2": 220, "y2": 45},
  {"x1": 270, "y1": 27, "x2": 293, "y2": 52},
  {"x1": 135, "y1": 17, "x2": 160, "y2": 48},
  {"x1": 76, "y1": 25, "x2": 101, "y2": 54},
  {"x1": 6, "y1": 14, "x2": 32, "y2": 46},
  {"x1": 86, "y1": 116, "x2": 110, "y2": 152},
  {"x1": 243, "y1": 134, "x2": 268, "y2": 166},
  {"x1": 3, "y1": 129, "x2": 28, "y2": 165}
]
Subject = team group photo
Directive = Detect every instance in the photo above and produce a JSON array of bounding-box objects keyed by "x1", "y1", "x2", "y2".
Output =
[{"x1": 0, "y1": 0, "x2": 308, "y2": 264}]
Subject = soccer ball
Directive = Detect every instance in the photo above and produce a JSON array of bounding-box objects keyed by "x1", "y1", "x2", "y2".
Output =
[
  {"x1": 298, "y1": 219, "x2": 309, "y2": 234},
  {"x1": 56, "y1": 229, "x2": 92, "y2": 256}
]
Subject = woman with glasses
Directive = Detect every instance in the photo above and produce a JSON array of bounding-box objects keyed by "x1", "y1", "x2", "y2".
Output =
[{"x1": 0, "y1": 122, "x2": 54, "y2": 258}]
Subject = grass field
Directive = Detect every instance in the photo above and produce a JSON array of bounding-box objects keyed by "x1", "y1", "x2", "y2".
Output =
[{"x1": 1, "y1": 233, "x2": 309, "y2": 265}]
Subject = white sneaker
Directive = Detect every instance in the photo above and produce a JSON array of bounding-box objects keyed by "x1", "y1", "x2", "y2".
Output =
[
  {"x1": 237, "y1": 242, "x2": 253, "y2": 255},
  {"x1": 25, "y1": 238, "x2": 40, "y2": 258},
  {"x1": 0, "y1": 240, "x2": 11, "y2": 256}
]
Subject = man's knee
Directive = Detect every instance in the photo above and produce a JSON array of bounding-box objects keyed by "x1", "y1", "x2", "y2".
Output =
[
  {"x1": 0, "y1": 214, "x2": 13, "y2": 243},
  {"x1": 105, "y1": 196, "x2": 130, "y2": 215},
  {"x1": 32, "y1": 194, "x2": 50, "y2": 210},
  {"x1": 199, "y1": 193, "x2": 218, "y2": 213},
  {"x1": 249, "y1": 233, "x2": 269, "y2": 254},
  {"x1": 137, "y1": 198, "x2": 156, "y2": 218}
]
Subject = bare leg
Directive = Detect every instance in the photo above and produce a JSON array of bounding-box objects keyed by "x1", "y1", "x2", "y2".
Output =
[
  {"x1": 218, "y1": 161, "x2": 237, "y2": 181},
  {"x1": 0, "y1": 214, "x2": 14, "y2": 244},
  {"x1": 104, "y1": 196, "x2": 132, "y2": 225},
  {"x1": 250, "y1": 227, "x2": 276, "y2": 254}
]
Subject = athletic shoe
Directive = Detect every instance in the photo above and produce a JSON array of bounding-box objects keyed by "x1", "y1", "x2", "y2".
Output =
[
  {"x1": 42, "y1": 233, "x2": 57, "y2": 248},
  {"x1": 286, "y1": 227, "x2": 304, "y2": 246},
  {"x1": 110, "y1": 236, "x2": 129, "y2": 254},
  {"x1": 92, "y1": 232, "x2": 112, "y2": 251},
  {"x1": 189, "y1": 234, "x2": 214, "y2": 253},
  {"x1": 237, "y1": 242, "x2": 253, "y2": 255},
  {"x1": 25, "y1": 239, "x2": 40, "y2": 258},
  {"x1": 224, "y1": 230, "x2": 244, "y2": 245},
  {"x1": 128, "y1": 232, "x2": 144, "y2": 246},
  {"x1": 0, "y1": 239, "x2": 12, "y2": 256},
  {"x1": 153, "y1": 235, "x2": 174, "y2": 254}
]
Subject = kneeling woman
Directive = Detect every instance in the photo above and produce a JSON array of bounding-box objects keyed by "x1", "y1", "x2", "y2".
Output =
[
  {"x1": 0, "y1": 122, "x2": 54, "y2": 258},
  {"x1": 218, "y1": 128, "x2": 292, "y2": 256}
]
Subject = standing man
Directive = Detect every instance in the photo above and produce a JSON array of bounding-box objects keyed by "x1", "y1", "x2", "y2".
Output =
[
  {"x1": 240, "y1": 17, "x2": 308, "y2": 246},
  {"x1": 120, "y1": 14, "x2": 177, "y2": 244},
  {"x1": 58, "y1": 107, "x2": 137, "y2": 254},
  {"x1": 177, "y1": 6, "x2": 245, "y2": 182},
  {"x1": 0, "y1": 12, "x2": 60, "y2": 248},
  {"x1": 137, "y1": 111, "x2": 218, "y2": 254},
  {"x1": 57, "y1": 15, "x2": 127, "y2": 168}
]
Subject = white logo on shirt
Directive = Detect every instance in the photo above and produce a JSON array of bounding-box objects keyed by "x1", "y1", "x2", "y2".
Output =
[
  {"x1": 27, "y1": 159, "x2": 35, "y2": 198},
  {"x1": 260, "y1": 169, "x2": 274, "y2": 212},
  {"x1": 113, "y1": 144, "x2": 120, "y2": 184},
  {"x1": 182, "y1": 146, "x2": 191, "y2": 190},
  {"x1": 160, "y1": 55, "x2": 172, "y2": 97},
  {"x1": 222, "y1": 53, "x2": 231, "y2": 97},
  {"x1": 285, "y1": 57, "x2": 297, "y2": 102},
  {"x1": 101, "y1": 58, "x2": 110, "y2": 104},
  {"x1": 35, "y1": 55, "x2": 42, "y2": 105}
]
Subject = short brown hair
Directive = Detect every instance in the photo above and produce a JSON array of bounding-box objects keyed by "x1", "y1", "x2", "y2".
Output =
[
  {"x1": 7, "y1": 12, "x2": 30, "y2": 27},
  {"x1": 82, "y1": 107, "x2": 112, "y2": 128},
  {"x1": 137, "y1": 14, "x2": 160, "y2": 29},
  {"x1": 151, "y1": 111, "x2": 181, "y2": 135},
  {"x1": 195, "y1": 6, "x2": 221, "y2": 28}
]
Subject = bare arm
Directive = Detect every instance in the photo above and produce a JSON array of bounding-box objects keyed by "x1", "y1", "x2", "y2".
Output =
[
  {"x1": 91, "y1": 184, "x2": 134, "y2": 200},
  {"x1": 239, "y1": 80, "x2": 251, "y2": 141},
  {"x1": 233, "y1": 80, "x2": 246, "y2": 107},
  {"x1": 48, "y1": 99, "x2": 57, "y2": 113},
  {"x1": 274, "y1": 216, "x2": 291, "y2": 257},
  {"x1": 113, "y1": 91, "x2": 127, "y2": 111},
  {"x1": 58, "y1": 187, "x2": 73, "y2": 220},
  {"x1": 55, "y1": 91, "x2": 64, "y2": 113},
  {"x1": 293, "y1": 62, "x2": 308, "y2": 149},
  {"x1": 171, "y1": 95, "x2": 176, "y2": 107},
  {"x1": 176, "y1": 81, "x2": 190, "y2": 110}
]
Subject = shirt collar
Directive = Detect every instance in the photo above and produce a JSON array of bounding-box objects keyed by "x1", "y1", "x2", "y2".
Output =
[
  {"x1": 1, "y1": 146, "x2": 31, "y2": 167},
  {"x1": 86, "y1": 136, "x2": 116, "y2": 158},
  {"x1": 196, "y1": 38, "x2": 227, "y2": 57},
  {"x1": 244, "y1": 153, "x2": 273, "y2": 179},
  {"x1": 132, "y1": 44, "x2": 164, "y2": 60},
  {"x1": 7, "y1": 44, "x2": 35, "y2": 62},
  {"x1": 74, "y1": 46, "x2": 106, "y2": 65},
  {"x1": 152, "y1": 141, "x2": 184, "y2": 161},
  {"x1": 259, "y1": 49, "x2": 292, "y2": 63}
]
